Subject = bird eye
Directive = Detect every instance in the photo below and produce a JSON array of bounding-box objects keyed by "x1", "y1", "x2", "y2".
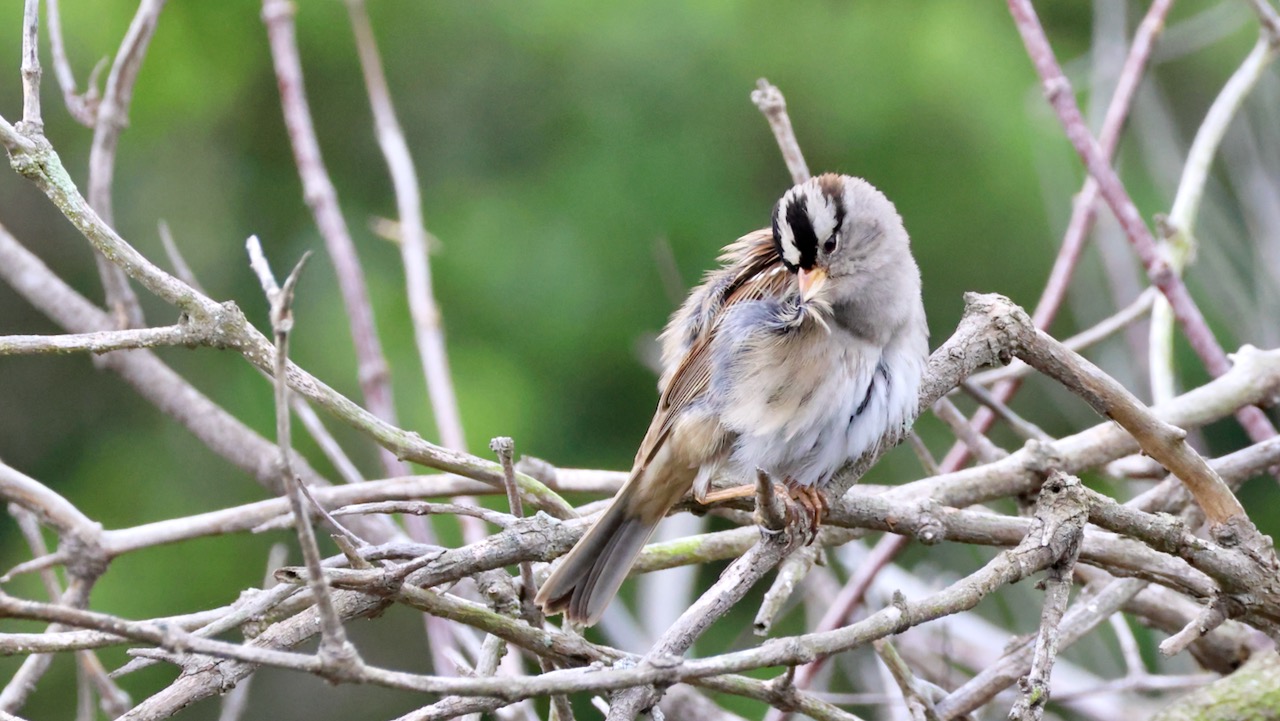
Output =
[{"x1": 823, "y1": 236, "x2": 837, "y2": 254}]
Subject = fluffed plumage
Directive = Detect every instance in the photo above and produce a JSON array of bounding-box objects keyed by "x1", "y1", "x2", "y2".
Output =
[{"x1": 536, "y1": 174, "x2": 929, "y2": 625}]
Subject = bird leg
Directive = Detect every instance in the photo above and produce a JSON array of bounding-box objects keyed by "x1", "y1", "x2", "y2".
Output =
[
  {"x1": 696, "y1": 483, "x2": 758, "y2": 504},
  {"x1": 698, "y1": 475, "x2": 827, "y2": 542}
]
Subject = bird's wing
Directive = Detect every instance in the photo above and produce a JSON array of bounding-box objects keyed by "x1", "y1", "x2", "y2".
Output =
[{"x1": 632, "y1": 228, "x2": 790, "y2": 471}]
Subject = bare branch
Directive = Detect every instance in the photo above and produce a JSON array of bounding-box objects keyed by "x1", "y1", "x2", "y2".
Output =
[
  {"x1": 605, "y1": 526, "x2": 806, "y2": 718},
  {"x1": 931, "y1": 396, "x2": 1007, "y2": 463},
  {"x1": 0, "y1": 210, "x2": 572, "y2": 521},
  {"x1": 43, "y1": 0, "x2": 100, "y2": 125},
  {"x1": 261, "y1": 0, "x2": 407, "y2": 479},
  {"x1": 1009, "y1": 473, "x2": 1087, "y2": 721},
  {"x1": 942, "y1": 0, "x2": 1174, "y2": 470},
  {"x1": 968, "y1": 287, "x2": 1156, "y2": 387},
  {"x1": 752, "y1": 79, "x2": 810, "y2": 185},
  {"x1": 1150, "y1": 35, "x2": 1278, "y2": 403},
  {"x1": 1006, "y1": 0, "x2": 1279, "y2": 449},
  {"x1": 874, "y1": 639, "x2": 943, "y2": 721},
  {"x1": 87, "y1": 0, "x2": 167, "y2": 328},
  {"x1": 0, "y1": 324, "x2": 207, "y2": 356},
  {"x1": 249, "y1": 237, "x2": 360, "y2": 673},
  {"x1": 958, "y1": 381, "x2": 1050, "y2": 443},
  {"x1": 20, "y1": 0, "x2": 41, "y2": 129},
  {"x1": 344, "y1": 0, "x2": 468, "y2": 454}
]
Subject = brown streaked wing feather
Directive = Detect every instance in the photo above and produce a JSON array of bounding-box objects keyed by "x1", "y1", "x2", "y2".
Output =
[{"x1": 632, "y1": 229, "x2": 789, "y2": 471}]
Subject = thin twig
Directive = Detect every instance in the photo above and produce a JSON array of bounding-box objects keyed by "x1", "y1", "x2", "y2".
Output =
[
  {"x1": 490, "y1": 439, "x2": 539, "y2": 618},
  {"x1": 968, "y1": 287, "x2": 1156, "y2": 387},
  {"x1": 20, "y1": 0, "x2": 41, "y2": 129},
  {"x1": 1149, "y1": 35, "x2": 1278, "y2": 403},
  {"x1": 249, "y1": 236, "x2": 360, "y2": 673},
  {"x1": 43, "y1": 0, "x2": 100, "y2": 125},
  {"x1": 1158, "y1": 596, "x2": 1230, "y2": 657},
  {"x1": 751, "y1": 79, "x2": 810, "y2": 185},
  {"x1": 1009, "y1": 473, "x2": 1087, "y2": 721},
  {"x1": 492, "y1": 435, "x2": 574, "y2": 721},
  {"x1": 156, "y1": 220, "x2": 204, "y2": 293},
  {"x1": 1006, "y1": 0, "x2": 1279, "y2": 450},
  {"x1": 931, "y1": 397, "x2": 1007, "y2": 463},
  {"x1": 344, "y1": 0, "x2": 468, "y2": 454},
  {"x1": 958, "y1": 381, "x2": 1051, "y2": 443},
  {"x1": 907, "y1": 432, "x2": 941, "y2": 477},
  {"x1": 874, "y1": 639, "x2": 942, "y2": 721},
  {"x1": 87, "y1": 0, "x2": 167, "y2": 329},
  {"x1": 1109, "y1": 613, "x2": 1146, "y2": 678},
  {"x1": 941, "y1": 0, "x2": 1174, "y2": 471},
  {"x1": 754, "y1": 545, "x2": 821, "y2": 636},
  {"x1": 0, "y1": 324, "x2": 207, "y2": 355},
  {"x1": 261, "y1": 0, "x2": 408, "y2": 480},
  {"x1": 1246, "y1": 0, "x2": 1280, "y2": 41}
]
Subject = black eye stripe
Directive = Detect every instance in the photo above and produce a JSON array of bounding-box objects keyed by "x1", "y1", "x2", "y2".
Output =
[{"x1": 783, "y1": 194, "x2": 818, "y2": 270}]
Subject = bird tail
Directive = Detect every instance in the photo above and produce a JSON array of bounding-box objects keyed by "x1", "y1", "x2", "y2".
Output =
[{"x1": 535, "y1": 473, "x2": 665, "y2": 626}]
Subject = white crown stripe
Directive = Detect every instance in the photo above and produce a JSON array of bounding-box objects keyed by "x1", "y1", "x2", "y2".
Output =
[{"x1": 780, "y1": 228, "x2": 801, "y2": 266}]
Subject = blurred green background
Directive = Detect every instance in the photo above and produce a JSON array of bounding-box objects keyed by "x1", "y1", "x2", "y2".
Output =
[{"x1": 1, "y1": 1, "x2": 1277, "y2": 719}]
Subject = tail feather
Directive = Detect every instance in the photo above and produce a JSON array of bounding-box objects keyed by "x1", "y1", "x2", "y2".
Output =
[{"x1": 536, "y1": 484, "x2": 661, "y2": 626}]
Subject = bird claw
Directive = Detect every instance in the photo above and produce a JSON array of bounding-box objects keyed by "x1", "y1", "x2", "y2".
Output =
[
  {"x1": 751, "y1": 473, "x2": 828, "y2": 544},
  {"x1": 783, "y1": 482, "x2": 828, "y2": 545}
]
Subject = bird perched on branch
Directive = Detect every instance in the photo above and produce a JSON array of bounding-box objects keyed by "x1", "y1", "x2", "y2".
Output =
[{"x1": 537, "y1": 173, "x2": 929, "y2": 625}]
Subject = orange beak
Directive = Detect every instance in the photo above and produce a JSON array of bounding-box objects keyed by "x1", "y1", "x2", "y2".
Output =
[{"x1": 798, "y1": 267, "x2": 828, "y2": 302}]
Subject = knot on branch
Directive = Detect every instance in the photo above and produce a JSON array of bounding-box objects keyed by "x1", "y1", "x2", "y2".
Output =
[
  {"x1": 959, "y1": 292, "x2": 1034, "y2": 365},
  {"x1": 474, "y1": 568, "x2": 520, "y2": 615},
  {"x1": 764, "y1": 667, "x2": 801, "y2": 712},
  {"x1": 1030, "y1": 471, "x2": 1089, "y2": 562},
  {"x1": 909, "y1": 499, "x2": 946, "y2": 545},
  {"x1": 195, "y1": 300, "x2": 249, "y2": 350},
  {"x1": 318, "y1": 641, "x2": 364, "y2": 684},
  {"x1": 1021, "y1": 438, "x2": 1063, "y2": 482},
  {"x1": 1210, "y1": 515, "x2": 1250, "y2": 550},
  {"x1": 890, "y1": 590, "x2": 914, "y2": 635},
  {"x1": 1142, "y1": 512, "x2": 1191, "y2": 555},
  {"x1": 58, "y1": 524, "x2": 109, "y2": 580}
]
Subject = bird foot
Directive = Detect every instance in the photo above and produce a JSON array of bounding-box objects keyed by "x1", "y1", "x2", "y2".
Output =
[{"x1": 784, "y1": 481, "x2": 828, "y2": 544}]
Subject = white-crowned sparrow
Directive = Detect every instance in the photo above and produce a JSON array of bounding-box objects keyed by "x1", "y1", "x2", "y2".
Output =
[{"x1": 537, "y1": 173, "x2": 929, "y2": 625}]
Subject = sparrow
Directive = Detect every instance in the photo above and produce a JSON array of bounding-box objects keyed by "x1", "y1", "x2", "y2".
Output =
[{"x1": 536, "y1": 173, "x2": 929, "y2": 625}]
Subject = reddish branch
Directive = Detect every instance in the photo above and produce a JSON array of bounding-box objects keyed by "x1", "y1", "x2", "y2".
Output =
[
  {"x1": 941, "y1": 0, "x2": 1174, "y2": 471},
  {"x1": 1006, "y1": 0, "x2": 1278, "y2": 449}
]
